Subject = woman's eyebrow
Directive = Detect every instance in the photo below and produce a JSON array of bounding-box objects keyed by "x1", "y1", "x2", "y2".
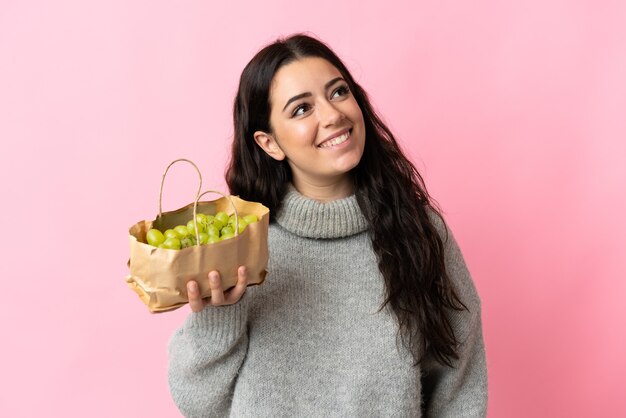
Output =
[
  {"x1": 282, "y1": 77, "x2": 346, "y2": 112},
  {"x1": 283, "y1": 92, "x2": 312, "y2": 112},
  {"x1": 324, "y1": 77, "x2": 344, "y2": 89}
]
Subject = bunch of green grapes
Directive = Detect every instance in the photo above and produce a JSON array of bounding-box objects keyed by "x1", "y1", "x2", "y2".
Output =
[{"x1": 145, "y1": 211, "x2": 259, "y2": 250}]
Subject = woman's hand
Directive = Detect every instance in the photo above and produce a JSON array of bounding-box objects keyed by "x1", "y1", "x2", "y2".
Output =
[{"x1": 186, "y1": 266, "x2": 248, "y2": 312}]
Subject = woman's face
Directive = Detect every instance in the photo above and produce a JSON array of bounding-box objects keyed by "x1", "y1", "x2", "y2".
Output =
[{"x1": 255, "y1": 57, "x2": 366, "y2": 189}]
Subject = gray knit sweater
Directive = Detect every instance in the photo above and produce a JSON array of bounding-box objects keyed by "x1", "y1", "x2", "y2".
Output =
[{"x1": 168, "y1": 188, "x2": 488, "y2": 417}]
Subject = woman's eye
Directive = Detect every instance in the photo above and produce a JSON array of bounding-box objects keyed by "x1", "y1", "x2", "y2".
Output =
[
  {"x1": 292, "y1": 104, "x2": 310, "y2": 117},
  {"x1": 331, "y1": 85, "x2": 350, "y2": 99}
]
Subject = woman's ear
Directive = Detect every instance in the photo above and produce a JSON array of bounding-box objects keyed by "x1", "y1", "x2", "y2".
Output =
[{"x1": 254, "y1": 131, "x2": 286, "y2": 161}]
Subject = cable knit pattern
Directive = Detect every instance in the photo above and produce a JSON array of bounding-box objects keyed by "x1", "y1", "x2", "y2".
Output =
[{"x1": 168, "y1": 187, "x2": 488, "y2": 418}]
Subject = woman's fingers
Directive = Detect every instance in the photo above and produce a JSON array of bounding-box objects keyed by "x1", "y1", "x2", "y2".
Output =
[
  {"x1": 224, "y1": 266, "x2": 248, "y2": 304},
  {"x1": 208, "y1": 271, "x2": 225, "y2": 306},
  {"x1": 188, "y1": 267, "x2": 249, "y2": 310},
  {"x1": 187, "y1": 280, "x2": 207, "y2": 313}
]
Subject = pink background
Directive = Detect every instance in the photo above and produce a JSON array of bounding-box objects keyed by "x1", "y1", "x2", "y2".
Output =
[{"x1": 1, "y1": 1, "x2": 624, "y2": 416}]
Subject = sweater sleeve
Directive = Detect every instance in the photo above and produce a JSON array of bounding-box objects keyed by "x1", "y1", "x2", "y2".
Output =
[
  {"x1": 421, "y1": 213, "x2": 488, "y2": 417},
  {"x1": 167, "y1": 297, "x2": 249, "y2": 418}
]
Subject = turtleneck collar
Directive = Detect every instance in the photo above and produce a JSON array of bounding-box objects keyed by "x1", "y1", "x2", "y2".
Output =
[{"x1": 274, "y1": 185, "x2": 369, "y2": 239}]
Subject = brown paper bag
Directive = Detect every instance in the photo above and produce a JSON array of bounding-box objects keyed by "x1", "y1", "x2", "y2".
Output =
[{"x1": 125, "y1": 159, "x2": 269, "y2": 313}]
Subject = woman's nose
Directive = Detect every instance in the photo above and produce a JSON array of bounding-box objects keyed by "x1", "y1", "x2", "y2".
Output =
[{"x1": 319, "y1": 101, "x2": 345, "y2": 127}]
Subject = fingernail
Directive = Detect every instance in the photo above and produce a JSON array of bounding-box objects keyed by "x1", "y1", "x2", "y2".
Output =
[
  {"x1": 239, "y1": 266, "x2": 247, "y2": 275},
  {"x1": 209, "y1": 272, "x2": 218, "y2": 282},
  {"x1": 188, "y1": 281, "x2": 198, "y2": 293}
]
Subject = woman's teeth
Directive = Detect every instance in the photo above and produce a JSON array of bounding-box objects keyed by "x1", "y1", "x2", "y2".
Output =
[{"x1": 319, "y1": 131, "x2": 350, "y2": 148}]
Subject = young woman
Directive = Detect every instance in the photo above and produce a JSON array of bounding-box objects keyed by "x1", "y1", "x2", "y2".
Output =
[{"x1": 168, "y1": 34, "x2": 487, "y2": 417}]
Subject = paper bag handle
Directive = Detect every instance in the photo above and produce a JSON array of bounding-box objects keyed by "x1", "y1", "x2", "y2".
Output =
[
  {"x1": 191, "y1": 190, "x2": 240, "y2": 246},
  {"x1": 158, "y1": 158, "x2": 203, "y2": 218}
]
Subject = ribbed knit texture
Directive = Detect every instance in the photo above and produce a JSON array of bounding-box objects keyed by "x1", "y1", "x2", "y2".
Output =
[
  {"x1": 275, "y1": 187, "x2": 369, "y2": 238},
  {"x1": 168, "y1": 188, "x2": 488, "y2": 417}
]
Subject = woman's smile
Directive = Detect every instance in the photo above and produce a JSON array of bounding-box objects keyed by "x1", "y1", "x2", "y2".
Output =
[{"x1": 317, "y1": 129, "x2": 352, "y2": 149}]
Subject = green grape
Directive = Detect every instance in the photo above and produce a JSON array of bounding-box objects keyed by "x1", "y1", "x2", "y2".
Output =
[
  {"x1": 174, "y1": 225, "x2": 190, "y2": 238},
  {"x1": 220, "y1": 225, "x2": 235, "y2": 236},
  {"x1": 161, "y1": 237, "x2": 181, "y2": 250},
  {"x1": 207, "y1": 235, "x2": 221, "y2": 244},
  {"x1": 215, "y1": 211, "x2": 230, "y2": 226},
  {"x1": 180, "y1": 236, "x2": 195, "y2": 249},
  {"x1": 220, "y1": 233, "x2": 235, "y2": 241},
  {"x1": 206, "y1": 224, "x2": 220, "y2": 237},
  {"x1": 195, "y1": 213, "x2": 208, "y2": 225},
  {"x1": 197, "y1": 232, "x2": 209, "y2": 245},
  {"x1": 236, "y1": 219, "x2": 248, "y2": 233},
  {"x1": 212, "y1": 219, "x2": 225, "y2": 231},
  {"x1": 164, "y1": 229, "x2": 178, "y2": 239},
  {"x1": 243, "y1": 214, "x2": 258, "y2": 224},
  {"x1": 196, "y1": 213, "x2": 211, "y2": 231},
  {"x1": 183, "y1": 235, "x2": 198, "y2": 248},
  {"x1": 146, "y1": 228, "x2": 165, "y2": 247},
  {"x1": 187, "y1": 219, "x2": 205, "y2": 235}
]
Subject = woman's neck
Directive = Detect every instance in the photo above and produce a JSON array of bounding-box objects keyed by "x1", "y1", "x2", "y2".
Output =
[{"x1": 291, "y1": 175, "x2": 354, "y2": 203}]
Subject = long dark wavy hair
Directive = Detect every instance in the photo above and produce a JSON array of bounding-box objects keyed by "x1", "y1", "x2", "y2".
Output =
[{"x1": 226, "y1": 34, "x2": 467, "y2": 367}]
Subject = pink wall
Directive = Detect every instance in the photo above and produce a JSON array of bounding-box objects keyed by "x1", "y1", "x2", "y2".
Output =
[{"x1": 1, "y1": 1, "x2": 624, "y2": 416}]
